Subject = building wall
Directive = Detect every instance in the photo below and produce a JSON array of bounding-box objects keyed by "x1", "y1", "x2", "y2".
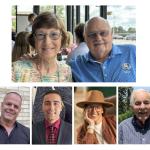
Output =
[{"x1": 0, "y1": 87, "x2": 30, "y2": 128}]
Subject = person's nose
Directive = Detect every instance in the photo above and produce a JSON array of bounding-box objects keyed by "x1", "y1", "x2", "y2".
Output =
[
  {"x1": 8, "y1": 104, "x2": 15, "y2": 110},
  {"x1": 91, "y1": 107, "x2": 97, "y2": 113},
  {"x1": 140, "y1": 102, "x2": 146, "y2": 109},
  {"x1": 95, "y1": 32, "x2": 103, "y2": 40},
  {"x1": 44, "y1": 34, "x2": 54, "y2": 45},
  {"x1": 49, "y1": 102, "x2": 55, "y2": 110}
]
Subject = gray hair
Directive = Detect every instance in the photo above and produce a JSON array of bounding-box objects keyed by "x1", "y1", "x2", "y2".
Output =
[
  {"x1": 84, "y1": 16, "x2": 112, "y2": 34},
  {"x1": 130, "y1": 89, "x2": 150, "y2": 106}
]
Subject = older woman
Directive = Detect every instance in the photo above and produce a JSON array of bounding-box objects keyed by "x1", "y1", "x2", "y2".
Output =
[
  {"x1": 76, "y1": 90, "x2": 116, "y2": 144},
  {"x1": 12, "y1": 12, "x2": 72, "y2": 82}
]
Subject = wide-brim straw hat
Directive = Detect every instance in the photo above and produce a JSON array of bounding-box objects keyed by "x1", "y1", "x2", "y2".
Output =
[{"x1": 76, "y1": 90, "x2": 114, "y2": 108}]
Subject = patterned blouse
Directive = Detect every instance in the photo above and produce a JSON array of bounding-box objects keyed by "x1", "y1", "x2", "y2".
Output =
[{"x1": 12, "y1": 60, "x2": 72, "y2": 82}]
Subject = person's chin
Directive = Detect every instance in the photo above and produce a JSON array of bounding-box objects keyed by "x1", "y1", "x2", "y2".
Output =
[
  {"x1": 4, "y1": 116, "x2": 15, "y2": 122},
  {"x1": 42, "y1": 54, "x2": 56, "y2": 59}
]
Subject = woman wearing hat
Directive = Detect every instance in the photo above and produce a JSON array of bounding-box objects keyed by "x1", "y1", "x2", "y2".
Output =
[{"x1": 76, "y1": 90, "x2": 116, "y2": 144}]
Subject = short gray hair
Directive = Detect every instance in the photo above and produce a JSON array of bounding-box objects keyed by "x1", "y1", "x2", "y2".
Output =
[
  {"x1": 130, "y1": 89, "x2": 150, "y2": 106},
  {"x1": 84, "y1": 16, "x2": 111, "y2": 34}
]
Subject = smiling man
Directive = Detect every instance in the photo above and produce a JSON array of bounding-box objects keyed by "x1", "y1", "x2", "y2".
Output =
[
  {"x1": 69, "y1": 16, "x2": 136, "y2": 82},
  {"x1": 119, "y1": 89, "x2": 150, "y2": 144},
  {"x1": 0, "y1": 92, "x2": 30, "y2": 144},
  {"x1": 32, "y1": 90, "x2": 72, "y2": 144}
]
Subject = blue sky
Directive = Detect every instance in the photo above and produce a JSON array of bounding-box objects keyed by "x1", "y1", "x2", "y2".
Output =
[{"x1": 133, "y1": 87, "x2": 150, "y2": 92}]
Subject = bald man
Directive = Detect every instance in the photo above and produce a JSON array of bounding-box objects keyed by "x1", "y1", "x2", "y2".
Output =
[
  {"x1": 119, "y1": 89, "x2": 150, "y2": 144},
  {"x1": 0, "y1": 92, "x2": 30, "y2": 144},
  {"x1": 69, "y1": 17, "x2": 136, "y2": 82}
]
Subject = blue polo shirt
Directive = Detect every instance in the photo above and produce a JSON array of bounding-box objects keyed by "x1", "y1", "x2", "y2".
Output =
[{"x1": 69, "y1": 44, "x2": 136, "y2": 82}]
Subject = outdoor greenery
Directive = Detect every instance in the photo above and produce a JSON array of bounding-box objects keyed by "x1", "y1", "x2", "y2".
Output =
[
  {"x1": 40, "y1": 6, "x2": 65, "y2": 21},
  {"x1": 112, "y1": 26, "x2": 136, "y2": 36},
  {"x1": 12, "y1": 6, "x2": 16, "y2": 31},
  {"x1": 118, "y1": 87, "x2": 134, "y2": 123}
]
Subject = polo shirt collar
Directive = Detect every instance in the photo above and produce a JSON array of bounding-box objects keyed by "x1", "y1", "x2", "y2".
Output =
[{"x1": 110, "y1": 44, "x2": 122, "y2": 56}]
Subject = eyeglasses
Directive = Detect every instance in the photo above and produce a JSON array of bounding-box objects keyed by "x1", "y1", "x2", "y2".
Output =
[
  {"x1": 87, "y1": 30, "x2": 110, "y2": 39},
  {"x1": 35, "y1": 31, "x2": 62, "y2": 40},
  {"x1": 86, "y1": 104, "x2": 102, "y2": 110}
]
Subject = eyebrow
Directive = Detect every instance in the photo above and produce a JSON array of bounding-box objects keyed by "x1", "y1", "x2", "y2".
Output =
[{"x1": 44, "y1": 100, "x2": 61, "y2": 103}]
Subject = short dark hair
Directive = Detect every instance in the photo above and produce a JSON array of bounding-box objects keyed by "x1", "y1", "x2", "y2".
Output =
[
  {"x1": 42, "y1": 90, "x2": 62, "y2": 99},
  {"x1": 42, "y1": 90, "x2": 64, "y2": 107},
  {"x1": 28, "y1": 12, "x2": 67, "y2": 48},
  {"x1": 74, "y1": 23, "x2": 85, "y2": 43}
]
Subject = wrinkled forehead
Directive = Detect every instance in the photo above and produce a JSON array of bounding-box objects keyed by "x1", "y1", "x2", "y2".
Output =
[
  {"x1": 4, "y1": 93, "x2": 22, "y2": 105},
  {"x1": 134, "y1": 91, "x2": 150, "y2": 102},
  {"x1": 85, "y1": 17, "x2": 111, "y2": 32}
]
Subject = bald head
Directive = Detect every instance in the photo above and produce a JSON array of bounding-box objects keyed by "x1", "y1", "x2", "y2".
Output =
[{"x1": 4, "y1": 92, "x2": 22, "y2": 103}]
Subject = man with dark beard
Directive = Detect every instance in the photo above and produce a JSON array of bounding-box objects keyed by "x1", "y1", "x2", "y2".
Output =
[
  {"x1": 119, "y1": 89, "x2": 150, "y2": 144},
  {"x1": 69, "y1": 16, "x2": 136, "y2": 82}
]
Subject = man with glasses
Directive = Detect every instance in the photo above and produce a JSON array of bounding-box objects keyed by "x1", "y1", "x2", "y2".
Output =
[
  {"x1": 119, "y1": 89, "x2": 150, "y2": 144},
  {"x1": 76, "y1": 90, "x2": 116, "y2": 144},
  {"x1": 32, "y1": 90, "x2": 72, "y2": 144},
  {"x1": 69, "y1": 16, "x2": 136, "y2": 82}
]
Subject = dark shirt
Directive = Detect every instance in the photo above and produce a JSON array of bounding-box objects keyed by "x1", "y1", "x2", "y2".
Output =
[
  {"x1": 32, "y1": 119, "x2": 72, "y2": 144},
  {"x1": 132, "y1": 115, "x2": 150, "y2": 134},
  {"x1": 0, "y1": 121, "x2": 30, "y2": 144},
  {"x1": 45, "y1": 119, "x2": 61, "y2": 144}
]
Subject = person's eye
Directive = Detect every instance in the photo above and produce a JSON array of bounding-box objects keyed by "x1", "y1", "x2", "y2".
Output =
[
  {"x1": 51, "y1": 32, "x2": 59, "y2": 37},
  {"x1": 14, "y1": 105, "x2": 19, "y2": 109},
  {"x1": 100, "y1": 32, "x2": 106, "y2": 36},
  {"x1": 143, "y1": 101, "x2": 150, "y2": 105},
  {"x1": 6, "y1": 103, "x2": 12, "y2": 106},
  {"x1": 36, "y1": 33, "x2": 45, "y2": 39},
  {"x1": 100, "y1": 31, "x2": 109, "y2": 37},
  {"x1": 88, "y1": 33, "x2": 96, "y2": 38},
  {"x1": 135, "y1": 102, "x2": 141, "y2": 105}
]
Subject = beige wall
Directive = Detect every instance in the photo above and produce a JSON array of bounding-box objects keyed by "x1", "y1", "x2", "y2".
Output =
[
  {"x1": 74, "y1": 87, "x2": 87, "y2": 144},
  {"x1": 0, "y1": 87, "x2": 30, "y2": 128}
]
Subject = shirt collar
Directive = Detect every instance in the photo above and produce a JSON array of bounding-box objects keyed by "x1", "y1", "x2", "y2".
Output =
[
  {"x1": 132, "y1": 115, "x2": 150, "y2": 134},
  {"x1": 85, "y1": 44, "x2": 122, "y2": 62},
  {"x1": 45, "y1": 118, "x2": 61, "y2": 129}
]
